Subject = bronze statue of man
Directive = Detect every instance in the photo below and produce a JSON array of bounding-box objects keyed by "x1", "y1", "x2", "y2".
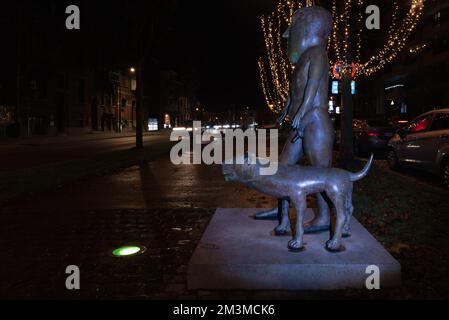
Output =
[{"x1": 255, "y1": 6, "x2": 335, "y2": 236}]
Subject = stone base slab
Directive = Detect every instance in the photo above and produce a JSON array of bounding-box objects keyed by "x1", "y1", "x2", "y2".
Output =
[{"x1": 187, "y1": 208, "x2": 401, "y2": 290}]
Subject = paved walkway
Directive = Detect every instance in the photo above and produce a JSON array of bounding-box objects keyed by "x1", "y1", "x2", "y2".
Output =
[
  {"x1": 1, "y1": 153, "x2": 278, "y2": 299},
  {"x1": 3, "y1": 152, "x2": 446, "y2": 299}
]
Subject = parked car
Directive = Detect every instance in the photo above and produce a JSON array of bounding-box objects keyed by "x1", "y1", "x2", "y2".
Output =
[
  {"x1": 353, "y1": 119, "x2": 396, "y2": 155},
  {"x1": 333, "y1": 116, "x2": 396, "y2": 155},
  {"x1": 387, "y1": 108, "x2": 449, "y2": 189},
  {"x1": 388, "y1": 115, "x2": 415, "y2": 128}
]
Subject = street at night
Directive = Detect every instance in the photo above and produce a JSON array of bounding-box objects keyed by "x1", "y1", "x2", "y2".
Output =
[
  {"x1": 1, "y1": 141, "x2": 449, "y2": 299},
  {"x1": 1, "y1": 0, "x2": 449, "y2": 315},
  {"x1": 0, "y1": 132, "x2": 169, "y2": 171}
]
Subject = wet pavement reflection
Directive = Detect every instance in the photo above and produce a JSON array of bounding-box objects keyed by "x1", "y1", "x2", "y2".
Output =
[{"x1": 0, "y1": 155, "x2": 275, "y2": 299}]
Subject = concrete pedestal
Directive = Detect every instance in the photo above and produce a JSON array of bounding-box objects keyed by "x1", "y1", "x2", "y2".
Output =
[{"x1": 188, "y1": 208, "x2": 401, "y2": 290}]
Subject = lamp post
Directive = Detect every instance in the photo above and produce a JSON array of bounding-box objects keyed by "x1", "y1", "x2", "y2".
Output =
[
  {"x1": 340, "y1": 72, "x2": 354, "y2": 167},
  {"x1": 135, "y1": 64, "x2": 144, "y2": 149}
]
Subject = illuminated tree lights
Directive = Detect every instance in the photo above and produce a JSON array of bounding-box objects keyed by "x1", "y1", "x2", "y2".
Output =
[
  {"x1": 259, "y1": 0, "x2": 425, "y2": 113},
  {"x1": 258, "y1": 0, "x2": 303, "y2": 113}
]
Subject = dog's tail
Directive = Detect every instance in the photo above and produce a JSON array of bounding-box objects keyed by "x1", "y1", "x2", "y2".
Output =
[{"x1": 350, "y1": 154, "x2": 374, "y2": 182}]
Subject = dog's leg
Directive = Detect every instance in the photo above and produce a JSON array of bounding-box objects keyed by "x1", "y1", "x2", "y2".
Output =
[
  {"x1": 274, "y1": 199, "x2": 290, "y2": 236},
  {"x1": 343, "y1": 190, "x2": 354, "y2": 238},
  {"x1": 325, "y1": 193, "x2": 346, "y2": 252},
  {"x1": 288, "y1": 193, "x2": 306, "y2": 252}
]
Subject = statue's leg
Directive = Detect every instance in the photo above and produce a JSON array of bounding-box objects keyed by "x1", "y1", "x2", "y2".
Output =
[
  {"x1": 254, "y1": 207, "x2": 278, "y2": 220},
  {"x1": 303, "y1": 110, "x2": 334, "y2": 233},
  {"x1": 304, "y1": 189, "x2": 331, "y2": 233},
  {"x1": 253, "y1": 198, "x2": 288, "y2": 221},
  {"x1": 288, "y1": 192, "x2": 306, "y2": 252},
  {"x1": 343, "y1": 187, "x2": 353, "y2": 238},
  {"x1": 325, "y1": 193, "x2": 346, "y2": 252},
  {"x1": 255, "y1": 130, "x2": 303, "y2": 222},
  {"x1": 274, "y1": 198, "x2": 290, "y2": 236}
]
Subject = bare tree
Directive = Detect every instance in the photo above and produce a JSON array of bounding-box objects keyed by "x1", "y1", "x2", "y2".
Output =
[{"x1": 130, "y1": 2, "x2": 158, "y2": 149}]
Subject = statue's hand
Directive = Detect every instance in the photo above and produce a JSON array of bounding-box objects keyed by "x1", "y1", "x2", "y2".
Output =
[
  {"x1": 277, "y1": 108, "x2": 288, "y2": 125},
  {"x1": 277, "y1": 94, "x2": 292, "y2": 125},
  {"x1": 292, "y1": 112, "x2": 302, "y2": 130}
]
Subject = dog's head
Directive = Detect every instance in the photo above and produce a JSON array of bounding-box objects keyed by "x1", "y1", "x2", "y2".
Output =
[{"x1": 222, "y1": 153, "x2": 259, "y2": 183}]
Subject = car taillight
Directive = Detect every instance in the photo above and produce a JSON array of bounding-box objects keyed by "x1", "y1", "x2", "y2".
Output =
[{"x1": 367, "y1": 131, "x2": 381, "y2": 137}]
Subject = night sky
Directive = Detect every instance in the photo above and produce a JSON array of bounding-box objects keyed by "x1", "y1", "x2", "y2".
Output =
[
  {"x1": 169, "y1": 0, "x2": 276, "y2": 112},
  {"x1": 166, "y1": 0, "x2": 387, "y2": 112},
  {"x1": 0, "y1": 0, "x2": 276, "y2": 112},
  {"x1": 1, "y1": 0, "x2": 394, "y2": 113}
]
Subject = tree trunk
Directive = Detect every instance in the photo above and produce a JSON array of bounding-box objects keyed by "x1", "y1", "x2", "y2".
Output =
[
  {"x1": 16, "y1": 4, "x2": 23, "y2": 136},
  {"x1": 340, "y1": 75, "x2": 354, "y2": 167},
  {"x1": 135, "y1": 62, "x2": 144, "y2": 149}
]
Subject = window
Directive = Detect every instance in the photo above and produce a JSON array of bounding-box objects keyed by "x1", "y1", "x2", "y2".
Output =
[
  {"x1": 57, "y1": 75, "x2": 65, "y2": 90},
  {"x1": 406, "y1": 115, "x2": 432, "y2": 133},
  {"x1": 77, "y1": 79, "x2": 85, "y2": 104},
  {"x1": 147, "y1": 118, "x2": 158, "y2": 132},
  {"x1": 105, "y1": 94, "x2": 111, "y2": 108},
  {"x1": 353, "y1": 119, "x2": 368, "y2": 130},
  {"x1": 431, "y1": 113, "x2": 449, "y2": 131},
  {"x1": 434, "y1": 11, "x2": 441, "y2": 26},
  {"x1": 434, "y1": 37, "x2": 449, "y2": 54}
]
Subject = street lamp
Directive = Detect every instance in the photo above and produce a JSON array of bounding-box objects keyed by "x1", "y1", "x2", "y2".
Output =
[{"x1": 130, "y1": 67, "x2": 136, "y2": 73}]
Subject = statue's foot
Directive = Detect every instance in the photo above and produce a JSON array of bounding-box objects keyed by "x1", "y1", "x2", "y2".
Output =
[
  {"x1": 273, "y1": 223, "x2": 290, "y2": 236},
  {"x1": 343, "y1": 226, "x2": 351, "y2": 238},
  {"x1": 254, "y1": 207, "x2": 278, "y2": 220},
  {"x1": 288, "y1": 239, "x2": 305, "y2": 252},
  {"x1": 304, "y1": 217, "x2": 330, "y2": 234},
  {"x1": 274, "y1": 229, "x2": 288, "y2": 236},
  {"x1": 325, "y1": 239, "x2": 345, "y2": 253}
]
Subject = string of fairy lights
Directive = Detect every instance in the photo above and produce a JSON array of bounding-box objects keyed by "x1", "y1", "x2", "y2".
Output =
[
  {"x1": 259, "y1": 0, "x2": 425, "y2": 113},
  {"x1": 258, "y1": 0, "x2": 304, "y2": 112}
]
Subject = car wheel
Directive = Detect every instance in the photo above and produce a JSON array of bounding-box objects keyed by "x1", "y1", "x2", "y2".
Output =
[
  {"x1": 387, "y1": 149, "x2": 400, "y2": 170},
  {"x1": 443, "y1": 162, "x2": 449, "y2": 189}
]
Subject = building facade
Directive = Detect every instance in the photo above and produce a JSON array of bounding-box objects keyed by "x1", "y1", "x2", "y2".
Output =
[
  {"x1": 92, "y1": 70, "x2": 137, "y2": 133},
  {"x1": 158, "y1": 70, "x2": 199, "y2": 128},
  {"x1": 383, "y1": 0, "x2": 449, "y2": 117},
  {"x1": 6, "y1": 3, "x2": 139, "y2": 137}
]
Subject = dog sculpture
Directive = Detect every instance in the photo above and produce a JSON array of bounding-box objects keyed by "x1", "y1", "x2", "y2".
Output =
[{"x1": 222, "y1": 154, "x2": 373, "y2": 252}]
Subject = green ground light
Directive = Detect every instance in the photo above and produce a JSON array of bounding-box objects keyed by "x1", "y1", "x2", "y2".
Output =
[{"x1": 112, "y1": 246, "x2": 143, "y2": 257}]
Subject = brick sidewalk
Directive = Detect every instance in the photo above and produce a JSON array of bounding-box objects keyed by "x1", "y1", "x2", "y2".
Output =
[
  {"x1": 0, "y1": 158, "x2": 279, "y2": 299},
  {"x1": 0, "y1": 207, "x2": 213, "y2": 299},
  {"x1": 2, "y1": 154, "x2": 448, "y2": 299}
]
